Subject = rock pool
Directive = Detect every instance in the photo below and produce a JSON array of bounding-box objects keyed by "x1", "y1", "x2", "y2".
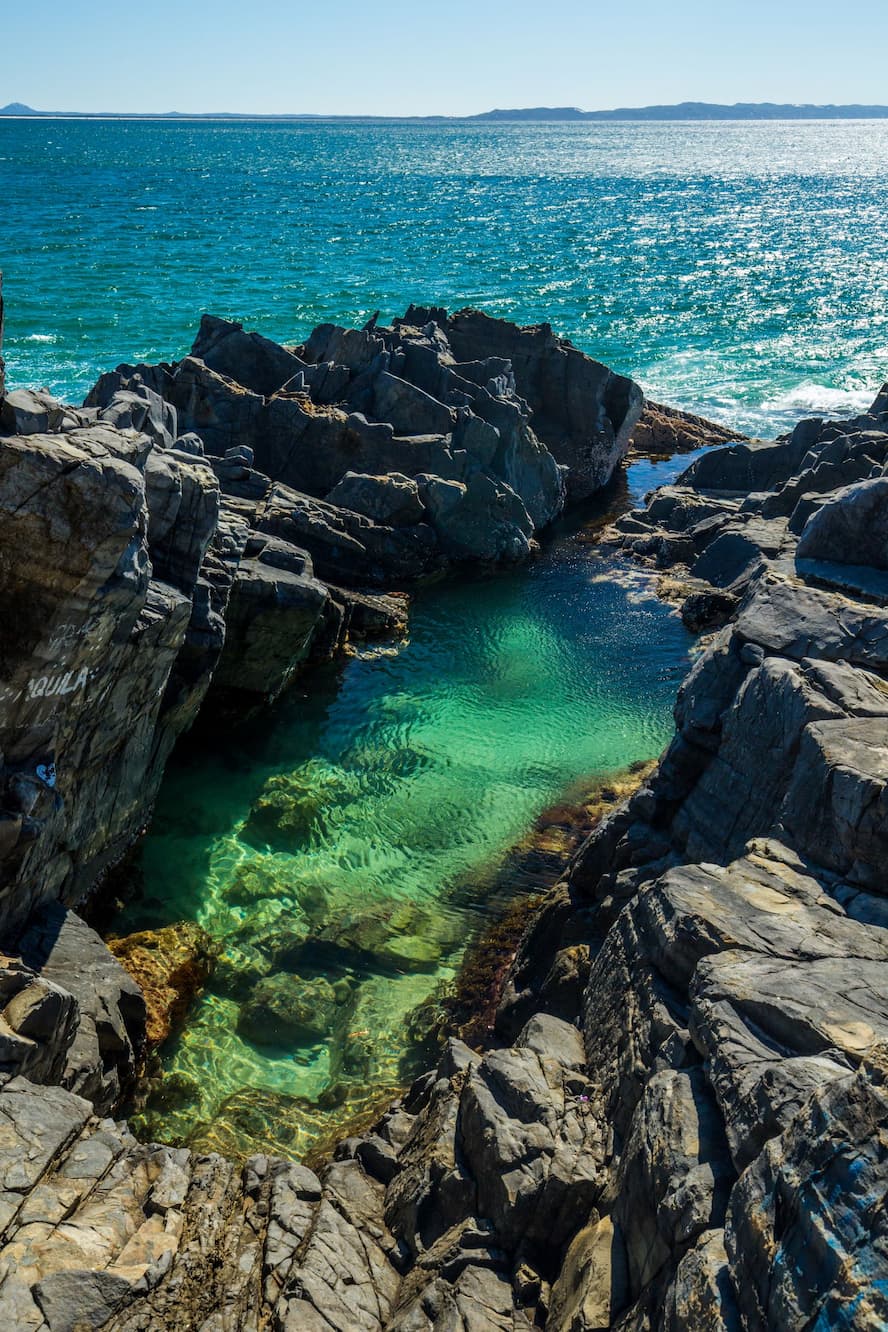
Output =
[{"x1": 117, "y1": 456, "x2": 695, "y2": 1158}]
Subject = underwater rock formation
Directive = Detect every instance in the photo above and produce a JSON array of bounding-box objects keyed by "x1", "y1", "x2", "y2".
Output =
[
  {"x1": 108, "y1": 922, "x2": 217, "y2": 1052},
  {"x1": 2, "y1": 285, "x2": 888, "y2": 1329}
]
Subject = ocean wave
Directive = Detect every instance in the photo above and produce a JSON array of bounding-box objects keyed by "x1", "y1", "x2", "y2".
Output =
[
  {"x1": 20, "y1": 333, "x2": 58, "y2": 344},
  {"x1": 760, "y1": 382, "x2": 877, "y2": 418}
]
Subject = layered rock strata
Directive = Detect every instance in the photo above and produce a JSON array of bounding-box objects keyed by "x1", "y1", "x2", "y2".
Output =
[{"x1": 2, "y1": 300, "x2": 888, "y2": 1329}]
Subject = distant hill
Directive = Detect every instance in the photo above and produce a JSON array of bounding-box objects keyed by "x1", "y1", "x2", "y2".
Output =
[
  {"x1": 472, "y1": 102, "x2": 888, "y2": 120},
  {"x1": 4, "y1": 100, "x2": 888, "y2": 121},
  {"x1": 473, "y1": 107, "x2": 590, "y2": 121}
]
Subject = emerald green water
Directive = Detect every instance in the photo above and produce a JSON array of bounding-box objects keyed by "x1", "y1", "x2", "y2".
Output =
[{"x1": 120, "y1": 458, "x2": 693, "y2": 1159}]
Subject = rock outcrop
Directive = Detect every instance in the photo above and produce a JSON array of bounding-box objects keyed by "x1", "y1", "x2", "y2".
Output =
[
  {"x1": 629, "y1": 400, "x2": 748, "y2": 455},
  {"x1": 85, "y1": 306, "x2": 643, "y2": 566},
  {"x1": 2, "y1": 297, "x2": 888, "y2": 1330}
]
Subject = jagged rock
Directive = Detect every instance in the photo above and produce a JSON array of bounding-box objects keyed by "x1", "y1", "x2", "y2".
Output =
[
  {"x1": 726, "y1": 1049, "x2": 888, "y2": 1330},
  {"x1": 419, "y1": 470, "x2": 536, "y2": 561},
  {"x1": 1, "y1": 322, "x2": 888, "y2": 1328},
  {"x1": 191, "y1": 312, "x2": 307, "y2": 397},
  {"x1": 796, "y1": 473, "x2": 888, "y2": 568},
  {"x1": 82, "y1": 306, "x2": 649, "y2": 578},
  {"x1": 284, "y1": 899, "x2": 458, "y2": 974},
  {"x1": 241, "y1": 761, "x2": 356, "y2": 850},
  {"x1": 257, "y1": 480, "x2": 442, "y2": 585},
  {"x1": 18, "y1": 904, "x2": 146, "y2": 1113},
  {"x1": 629, "y1": 400, "x2": 747, "y2": 455},
  {"x1": 0, "y1": 955, "x2": 78, "y2": 1088},
  {"x1": 0, "y1": 388, "x2": 84, "y2": 436},
  {"x1": 212, "y1": 551, "x2": 328, "y2": 699},
  {"x1": 0, "y1": 423, "x2": 230, "y2": 930},
  {"x1": 326, "y1": 471, "x2": 426, "y2": 527},
  {"x1": 97, "y1": 384, "x2": 178, "y2": 449},
  {"x1": 419, "y1": 307, "x2": 643, "y2": 500}
]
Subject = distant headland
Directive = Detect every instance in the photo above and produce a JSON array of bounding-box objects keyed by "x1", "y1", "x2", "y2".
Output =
[{"x1": 3, "y1": 100, "x2": 888, "y2": 121}]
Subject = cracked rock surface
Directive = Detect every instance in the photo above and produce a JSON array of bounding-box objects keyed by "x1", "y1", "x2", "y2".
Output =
[{"x1": 1, "y1": 292, "x2": 888, "y2": 1329}]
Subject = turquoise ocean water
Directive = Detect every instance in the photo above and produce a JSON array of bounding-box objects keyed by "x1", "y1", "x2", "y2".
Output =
[
  {"x1": 2, "y1": 118, "x2": 887, "y2": 432},
  {"x1": 2, "y1": 118, "x2": 885, "y2": 1156}
]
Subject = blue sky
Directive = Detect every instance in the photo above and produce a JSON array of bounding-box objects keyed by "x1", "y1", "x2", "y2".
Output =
[{"x1": 4, "y1": 0, "x2": 888, "y2": 115}]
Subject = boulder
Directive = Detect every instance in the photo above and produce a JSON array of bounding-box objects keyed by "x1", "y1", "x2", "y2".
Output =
[
  {"x1": 796, "y1": 474, "x2": 888, "y2": 569},
  {"x1": 326, "y1": 471, "x2": 425, "y2": 527}
]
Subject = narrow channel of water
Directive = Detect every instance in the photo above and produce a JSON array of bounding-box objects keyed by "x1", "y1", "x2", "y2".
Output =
[{"x1": 118, "y1": 455, "x2": 695, "y2": 1159}]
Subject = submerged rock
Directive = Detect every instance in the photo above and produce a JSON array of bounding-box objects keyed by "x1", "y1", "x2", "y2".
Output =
[
  {"x1": 241, "y1": 761, "x2": 357, "y2": 850},
  {"x1": 108, "y1": 921, "x2": 217, "y2": 1051},
  {"x1": 297, "y1": 902, "x2": 453, "y2": 974},
  {"x1": 236, "y1": 971, "x2": 349, "y2": 1047}
]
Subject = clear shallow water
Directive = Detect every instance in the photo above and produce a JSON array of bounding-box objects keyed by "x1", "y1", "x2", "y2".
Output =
[
  {"x1": 119, "y1": 458, "x2": 693, "y2": 1159},
  {"x1": 2, "y1": 118, "x2": 887, "y2": 435}
]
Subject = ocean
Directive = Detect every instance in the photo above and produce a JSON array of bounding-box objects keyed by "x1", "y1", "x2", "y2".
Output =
[{"x1": 2, "y1": 116, "x2": 886, "y2": 434}]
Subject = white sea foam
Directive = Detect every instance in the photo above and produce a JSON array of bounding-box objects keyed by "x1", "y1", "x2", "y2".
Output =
[
  {"x1": 760, "y1": 382, "x2": 876, "y2": 419},
  {"x1": 21, "y1": 333, "x2": 57, "y2": 344}
]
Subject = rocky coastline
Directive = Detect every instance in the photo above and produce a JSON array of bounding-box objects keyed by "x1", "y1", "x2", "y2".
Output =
[{"x1": 1, "y1": 285, "x2": 886, "y2": 1329}]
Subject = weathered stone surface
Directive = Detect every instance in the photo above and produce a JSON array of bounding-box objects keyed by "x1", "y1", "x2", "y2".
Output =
[
  {"x1": 629, "y1": 401, "x2": 746, "y2": 456},
  {"x1": 797, "y1": 474, "x2": 888, "y2": 568},
  {"x1": 326, "y1": 471, "x2": 426, "y2": 527},
  {"x1": 18, "y1": 905, "x2": 146, "y2": 1114},
  {"x1": 726, "y1": 1050, "x2": 888, "y2": 1331},
  {"x1": 426, "y1": 307, "x2": 643, "y2": 500},
  {"x1": 212, "y1": 551, "x2": 328, "y2": 699},
  {"x1": 1, "y1": 331, "x2": 887, "y2": 1328},
  {"x1": 0, "y1": 388, "x2": 85, "y2": 436}
]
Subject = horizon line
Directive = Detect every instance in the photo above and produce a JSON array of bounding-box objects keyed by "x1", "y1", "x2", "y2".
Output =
[{"x1": 4, "y1": 100, "x2": 888, "y2": 122}]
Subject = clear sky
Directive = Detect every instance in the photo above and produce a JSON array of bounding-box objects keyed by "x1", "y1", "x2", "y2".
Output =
[{"x1": 3, "y1": 0, "x2": 888, "y2": 116}]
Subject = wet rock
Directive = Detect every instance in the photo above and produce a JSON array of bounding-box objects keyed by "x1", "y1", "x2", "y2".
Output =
[
  {"x1": 107, "y1": 920, "x2": 217, "y2": 1052},
  {"x1": 679, "y1": 588, "x2": 738, "y2": 631},
  {"x1": 289, "y1": 898, "x2": 459, "y2": 974},
  {"x1": 241, "y1": 761, "x2": 356, "y2": 850}
]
